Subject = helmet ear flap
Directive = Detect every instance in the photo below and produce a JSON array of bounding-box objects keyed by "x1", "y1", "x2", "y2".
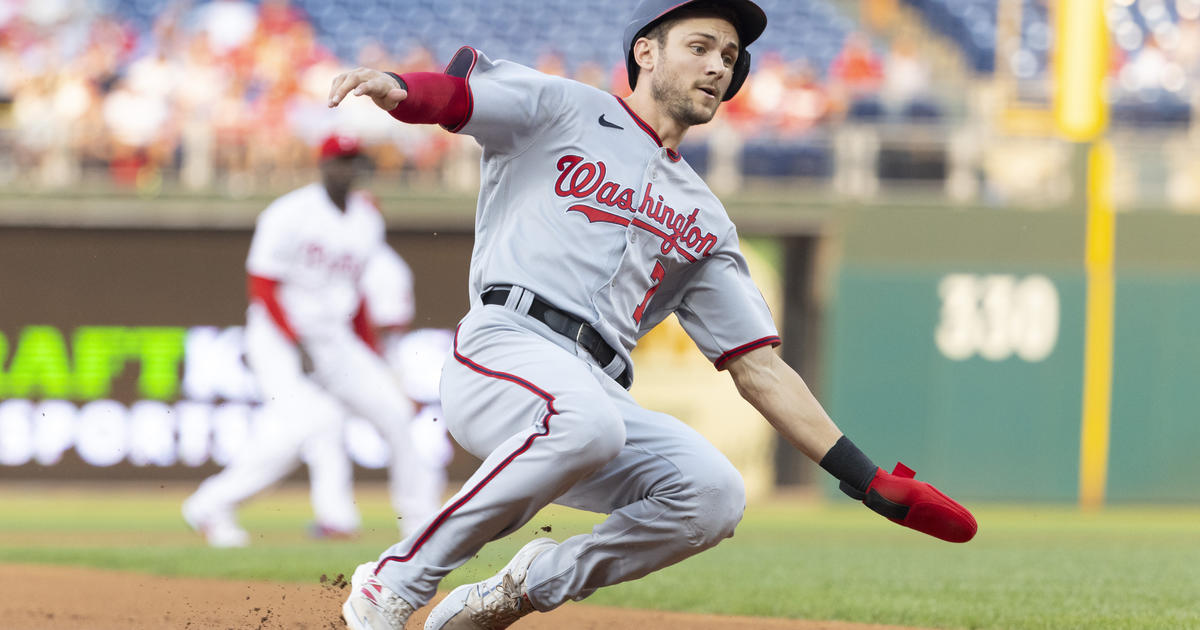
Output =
[{"x1": 722, "y1": 48, "x2": 751, "y2": 101}]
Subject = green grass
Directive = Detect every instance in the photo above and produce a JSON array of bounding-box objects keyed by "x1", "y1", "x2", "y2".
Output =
[{"x1": 1, "y1": 482, "x2": 1197, "y2": 630}]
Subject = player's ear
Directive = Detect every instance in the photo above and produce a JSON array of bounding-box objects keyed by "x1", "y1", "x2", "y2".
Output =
[{"x1": 632, "y1": 37, "x2": 658, "y2": 78}]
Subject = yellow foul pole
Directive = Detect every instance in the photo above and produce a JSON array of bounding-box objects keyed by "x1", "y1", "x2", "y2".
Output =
[
  {"x1": 1053, "y1": 0, "x2": 1112, "y2": 510},
  {"x1": 1079, "y1": 141, "x2": 1114, "y2": 510}
]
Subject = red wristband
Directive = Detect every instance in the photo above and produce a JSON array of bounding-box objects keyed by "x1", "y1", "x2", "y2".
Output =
[{"x1": 388, "y1": 72, "x2": 469, "y2": 129}]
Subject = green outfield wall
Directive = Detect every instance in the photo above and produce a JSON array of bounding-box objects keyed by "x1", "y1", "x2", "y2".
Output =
[{"x1": 823, "y1": 206, "x2": 1200, "y2": 503}]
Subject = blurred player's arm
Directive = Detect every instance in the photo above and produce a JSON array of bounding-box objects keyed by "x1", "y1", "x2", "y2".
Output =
[
  {"x1": 352, "y1": 299, "x2": 380, "y2": 353},
  {"x1": 247, "y1": 273, "x2": 314, "y2": 372},
  {"x1": 358, "y1": 244, "x2": 416, "y2": 353},
  {"x1": 328, "y1": 68, "x2": 468, "y2": 129},
  {"x1": 248, "y1": 273, "x2": 298, "y2": 342}
]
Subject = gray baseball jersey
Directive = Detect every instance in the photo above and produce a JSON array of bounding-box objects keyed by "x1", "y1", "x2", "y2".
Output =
[{"x1": 453, "y1": 48, "x2": 780, "y2": 381}]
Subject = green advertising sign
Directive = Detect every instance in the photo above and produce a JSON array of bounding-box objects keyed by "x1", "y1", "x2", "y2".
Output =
[{"x1": 0, "y1": 326, "x2": 186, "y2": 401}]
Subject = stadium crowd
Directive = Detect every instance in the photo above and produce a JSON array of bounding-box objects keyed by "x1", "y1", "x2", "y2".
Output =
[
  {"x1": 5, "y1": 0, "x2": 1198, "y2": 194},
  {"x1": 0, "y1": 0, "x2": 944, "y2": 193}
]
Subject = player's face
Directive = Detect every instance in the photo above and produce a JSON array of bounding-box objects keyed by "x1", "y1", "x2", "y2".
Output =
[
  {"x1": 651, "y1": 17, "x2": 740, "y2": 126},
  {"x1": 320, "y1": 155, "x2": 359, "y2": 197}
]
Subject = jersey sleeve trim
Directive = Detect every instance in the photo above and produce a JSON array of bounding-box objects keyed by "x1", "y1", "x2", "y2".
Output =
[
  {"x1": 713, "y1": 335, "x2": 781, "y2": 370},
  {"x1": 247, "y1": 273, "x2": 299, "y2": 343},
  {"x1": 440, "y1": 46, "x2": 479, "y2": 133}
]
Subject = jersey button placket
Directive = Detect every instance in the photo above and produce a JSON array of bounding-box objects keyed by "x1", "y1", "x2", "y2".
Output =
[
  {"x1": 641, "y1": 162, "x2": 655, "y2": 245},
  {"x1": 635, "y1": 160, "x2": 656, "y2": 246}
]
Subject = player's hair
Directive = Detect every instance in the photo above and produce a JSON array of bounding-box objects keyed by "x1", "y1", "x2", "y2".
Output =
[{"x1": 643, "y1": 2, "x2": 743, "y2": 50}]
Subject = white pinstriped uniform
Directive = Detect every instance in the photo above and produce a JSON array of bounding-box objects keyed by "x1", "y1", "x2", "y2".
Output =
[{"x1": 372, "y1": 49, "x2": 780, "y2": 611}]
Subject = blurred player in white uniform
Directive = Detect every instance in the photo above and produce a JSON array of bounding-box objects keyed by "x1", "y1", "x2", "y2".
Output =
[
  {"x1": 306, "y1": 247, "x2": 453, "y2": 539},
  {"x1": 183, "y1": 135, "x2": 417, "y2": 547}
]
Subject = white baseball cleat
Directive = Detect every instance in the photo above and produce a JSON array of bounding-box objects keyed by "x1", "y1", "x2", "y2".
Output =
[
  {"x1": 182, "y1": 498, "x2": 249, "y2": 548},
  {"x1": 343, "y1": 562, "x2": 417, "y2": 630},
  {"x1": 424, "y1": 538, "x2": 558, "y2": 630}
]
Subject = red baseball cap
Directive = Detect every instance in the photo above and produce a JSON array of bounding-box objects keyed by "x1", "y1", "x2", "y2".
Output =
[{"x1": 319, "y1": 134, "x2": 362, "y2": 160}]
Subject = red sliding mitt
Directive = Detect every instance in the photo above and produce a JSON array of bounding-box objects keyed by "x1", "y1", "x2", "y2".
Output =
[{"x1": 841, "y1": 463, "x2": 977, "y2": 543}]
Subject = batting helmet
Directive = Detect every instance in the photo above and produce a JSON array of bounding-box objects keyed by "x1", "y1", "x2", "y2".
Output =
[{"x1": 622, "y1": 0, "x2": 767, "y2": 102}]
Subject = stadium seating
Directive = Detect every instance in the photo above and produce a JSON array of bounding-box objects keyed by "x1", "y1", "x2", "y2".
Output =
[
  {"x1": 680, "y1": 134, "x2": 833, "y2": 179},
  {"x1": 94, "y1": 0, "x2": 866, "y2": 179},
  {"x1": 902, "y1": 0, "x2": 1193, "y2": 126},
  {"x1": 104, "y1": 0, "x2": 856, "y2": 77},
  {"x1": 741, "y1": 136, "x2": 834, "y2": 178}
]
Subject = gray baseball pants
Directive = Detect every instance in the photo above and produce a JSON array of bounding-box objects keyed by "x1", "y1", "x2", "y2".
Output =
[{"x1": 373, "y1": 303, "x2": 745, "y2": 610}]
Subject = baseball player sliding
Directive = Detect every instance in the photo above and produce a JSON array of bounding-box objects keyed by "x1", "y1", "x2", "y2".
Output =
[
  {"x1": 183, "y1": 136, "x2": 424, "y2": 546},
  {"x1": 328, "y1": 1, "x2": 977, "y2": 628}
]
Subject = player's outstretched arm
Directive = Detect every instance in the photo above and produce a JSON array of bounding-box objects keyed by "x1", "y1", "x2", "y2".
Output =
[
  {"x1": 328, "y1": 69, "x2": 469, "y2": 129},
  {"x1": 725, "y1": 346, "x2": 977, "y2": 543},
  {"x1": 328, "y1": 67, "x2": 408, "y2": 111},
  {"x1": 724, "y1": 346, "x2": 843, "y2": 461}
]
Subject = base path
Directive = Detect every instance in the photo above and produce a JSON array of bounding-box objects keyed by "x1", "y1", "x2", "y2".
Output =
[{"x1": 0, "y1": 564, "x2": 932, "y2": 630}]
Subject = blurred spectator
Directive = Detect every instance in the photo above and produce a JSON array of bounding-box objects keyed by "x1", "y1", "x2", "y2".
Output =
[
  {"x1": 828, "y1": 31, "x2": 884, "y2": 120},
  {"x1": 0, "y1": 40, "x2": 19, "y2": 103},
  {"x1": 193, "y1": 0, "x2": 258, "y2": 56},
  {"x1": 102, "y1": 75, "x2": 169, "y2": 152},
  {"x1": 575, "y1": 61, "x2": 608, "y2": 90},
  {"x1": 608, "y1": 61, "x2": 631, "y2": 97},
  {"x1": 356, "y1": 39, "x2": 395, "y2": 69},
  {"x1": 744, "y1": 52, "x2": 788, "y2": 129},
  {"x1": 1119, "y1": 36, "x2": 1189, "y2": 96},
  {"x1": 127, "y1": 48, "x2": 176, "y2": 101},
  {"x1": 1177, "y1": 19, "x2": 1200, "y2": 80},
  {"x1": 779, "y1": 59, "x2": 831, "y2": 134},
  {"x1": 1120, "y1": 37, "x2": 1169, "y2": 93},
  {"x1": 860, "y1": 0, "x2": 900, "y2": 34},
  {"x1": 829, "y1": 32, "x2": 884, "y2": 95},
  {"x1": 536, "y1": 50, "x2": 567, "y2": 78},
  {"x1": 396, "y1": 44, "x2": 437, "y2": 74},
  {"x1": 715, "y1": 54, "x2": 832, "y2": 138},
  {"x1": 880, "y1": 34, "x2": 934, "y2": 119},
  {"x1": 12, "y1": 76, "x2": 57, "y2": 181},
  {"x1": 258, "y1": 0, "x2": 306, "y2": 36}
]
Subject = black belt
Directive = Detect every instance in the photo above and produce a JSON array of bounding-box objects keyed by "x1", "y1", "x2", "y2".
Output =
[{"x1": 482, "y1": 287, "x2": 631, "y2": 388}]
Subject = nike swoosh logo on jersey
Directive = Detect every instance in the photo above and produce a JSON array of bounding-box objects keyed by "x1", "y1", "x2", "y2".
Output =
[{"x1": 598, "y1": 114, "x2": 624, "y2": 130}]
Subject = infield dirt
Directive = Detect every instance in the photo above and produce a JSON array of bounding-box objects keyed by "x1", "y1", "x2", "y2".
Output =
[{"x1": 0, "y1": 563, "x2": 932, "y2": 630}]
